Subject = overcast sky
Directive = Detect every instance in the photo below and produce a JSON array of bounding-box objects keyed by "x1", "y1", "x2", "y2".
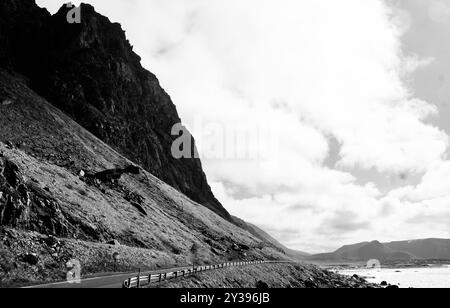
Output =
[{"x1": 37, "y1": 0, "x2": 450, "y2": 253}]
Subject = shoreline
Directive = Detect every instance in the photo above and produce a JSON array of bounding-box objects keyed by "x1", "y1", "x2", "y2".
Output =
[{"x1": 337, "y1": 265, "x2": 450, "y2": 289}]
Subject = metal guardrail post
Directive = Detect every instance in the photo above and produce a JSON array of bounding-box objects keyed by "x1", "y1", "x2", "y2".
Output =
[{"x1": 136, "y1": 269, "x2": 141, "y2": 289}]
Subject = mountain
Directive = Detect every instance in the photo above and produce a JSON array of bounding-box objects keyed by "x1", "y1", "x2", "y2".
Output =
[
  {"x1": 0, "y1": 0, "x2": 297, "y2": 286},
  {"x1": 385, "y1": 239, "x2": 450, "y2": 260},
  {"x1": 310, "y1": 241, "x2": 413, "y2": 262},
  {"x1": 0, "y1": 0, "x2": 229, "y2": 221},
  {"x1": 310, "y1": 239, "x2": 450, "y2": 262},
  {"x1": 0, "y1": 67, "x2": 288, "y2": 279}
]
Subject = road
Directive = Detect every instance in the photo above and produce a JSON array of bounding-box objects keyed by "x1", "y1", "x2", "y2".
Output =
[{"x1": 24, "y1": 265, "x2": 195, "y2": 289}]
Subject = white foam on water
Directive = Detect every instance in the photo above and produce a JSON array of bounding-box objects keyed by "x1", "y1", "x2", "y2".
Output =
[{"x1": 339, "y1": 266, "x2": 450, "y2": 288}]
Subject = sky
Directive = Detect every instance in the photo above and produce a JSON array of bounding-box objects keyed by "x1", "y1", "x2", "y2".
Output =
[{"x1": 37, "y1": 0, "x2": 450, "y2": 253}]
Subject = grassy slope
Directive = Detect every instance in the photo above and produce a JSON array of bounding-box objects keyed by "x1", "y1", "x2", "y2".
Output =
[{"x1": 0, "y1": 69, "x2": 286, "y2": 286}]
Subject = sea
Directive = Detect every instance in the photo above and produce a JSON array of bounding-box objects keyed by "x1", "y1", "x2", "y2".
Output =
[{"x1": 338, "y1": 265, "x2": 450, "y2": 288}]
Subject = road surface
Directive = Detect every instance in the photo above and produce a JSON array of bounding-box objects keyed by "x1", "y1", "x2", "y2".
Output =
[{"x1": 24, "y1": 265, "x2": 194, "y2": 289}]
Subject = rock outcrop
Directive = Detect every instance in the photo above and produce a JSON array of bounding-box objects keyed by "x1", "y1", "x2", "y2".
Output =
[
  {"x1": 0, "y1": 156, "x2": 72, "y2": 236},
  {"x1": 87, "y1": 165, "x2": 141, "y2": 183},
  {"x1": 0, "y1": 0, "x2": 230, "y2": 221}
]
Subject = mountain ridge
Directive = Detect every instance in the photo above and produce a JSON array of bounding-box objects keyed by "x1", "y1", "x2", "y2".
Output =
[{"x1": 309, "y1": 238, "x2": 450, "y2": 261}]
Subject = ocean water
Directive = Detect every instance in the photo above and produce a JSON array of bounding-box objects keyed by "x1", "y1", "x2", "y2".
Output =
[{"x1": 339, "y1": 265, "x2": 450, "y2": 288}]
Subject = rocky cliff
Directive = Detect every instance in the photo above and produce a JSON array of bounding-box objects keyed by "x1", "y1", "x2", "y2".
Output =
[{"x1": 0, "y1": 0, "x2": 230, "y2": 220}]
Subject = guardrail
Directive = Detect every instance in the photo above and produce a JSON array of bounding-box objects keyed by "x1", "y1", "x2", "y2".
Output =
[{"x1": 122, "y1": 260, "x2": 270, "y2": 288}]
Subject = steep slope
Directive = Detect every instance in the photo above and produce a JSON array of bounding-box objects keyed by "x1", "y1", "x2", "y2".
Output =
[
  {"x1": 385, "y1": 239, "x2": 450, "y2": 260},
  {"x1": 0, "y1": 68, "x2": 287, "y2": 286},
  {"x1": 0, "y1": 0, "x2": 229, "y2": 220}
]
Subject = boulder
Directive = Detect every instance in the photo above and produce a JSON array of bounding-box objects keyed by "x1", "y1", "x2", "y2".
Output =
[
  {"x1": 22, "y1": 253, "x2": 39, "y2": 265},
  {"x1": 4, "y1": 141, "x2": 14, "y2": 149},
  {"x1": 89, "y1": 165, "x2": 140, "y2": 183},
  {"x1": 45, "y1": 235, "x2": 60, "y2": 247},
  {"x1": 107, "y1": 239, "x2": 120, "y2": 246}
]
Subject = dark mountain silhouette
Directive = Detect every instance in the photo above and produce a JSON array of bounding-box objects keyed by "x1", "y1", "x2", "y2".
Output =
[
  {"x1": 310, "y1": 239, "x2": 450, "y2": 261},
  {"x1": 0, "y1": 0, "x2": 230, "y2": 221}
]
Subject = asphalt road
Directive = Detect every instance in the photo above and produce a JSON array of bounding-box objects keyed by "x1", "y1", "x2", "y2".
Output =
[{"x1": 24, "y1": 266, "x2": 195, "y2": 289}]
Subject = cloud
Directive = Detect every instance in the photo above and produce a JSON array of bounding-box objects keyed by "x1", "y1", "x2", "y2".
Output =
[
  {"x1": 37, "y1": 0, "x2": 450, "y2": 252},
  {"x1": 428, "y1": 0, "x2": 450, "y2": 24}
]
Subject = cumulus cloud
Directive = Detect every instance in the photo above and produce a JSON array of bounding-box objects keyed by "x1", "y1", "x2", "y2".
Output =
[{"x1": 37, "y1": 0, "x2": 450, "y2": 252}]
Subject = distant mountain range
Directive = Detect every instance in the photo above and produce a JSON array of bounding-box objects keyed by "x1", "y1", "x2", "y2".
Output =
[{"x1": 309, "y1": 239, "x2": 450, "y2": 261}]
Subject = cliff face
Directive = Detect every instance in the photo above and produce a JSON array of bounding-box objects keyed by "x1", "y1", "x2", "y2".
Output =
[{"x1": 0, "y1": 0, "x2": 230, "y2": 220}]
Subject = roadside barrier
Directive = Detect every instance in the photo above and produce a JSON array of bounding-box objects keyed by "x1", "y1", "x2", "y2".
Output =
[{"x1": 122, "y1": 260, "x2": 272, "y2": 288}]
